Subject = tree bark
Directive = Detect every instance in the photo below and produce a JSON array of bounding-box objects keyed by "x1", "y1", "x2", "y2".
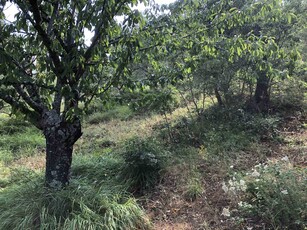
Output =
[
  {"x1": 254, "y1": 71, "x2": 270, "y2": 112},
  {"x1": 42, "y1": 110, "x2": 82, "y2": 189},
  {"x1": 214, "y1": 87, "x2": 224, "y2": 107}
]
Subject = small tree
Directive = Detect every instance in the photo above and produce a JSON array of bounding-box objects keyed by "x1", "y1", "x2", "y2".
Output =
[{"x1": 0, "y1": 0, "x2": 145, "y2": 189}]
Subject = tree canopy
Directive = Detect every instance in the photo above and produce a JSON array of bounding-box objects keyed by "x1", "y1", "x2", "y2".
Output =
[{"x1": 0, "y1": 0, "x2": 147, "y2": 188}]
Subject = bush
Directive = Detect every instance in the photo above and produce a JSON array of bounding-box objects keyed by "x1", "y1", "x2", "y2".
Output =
[
  {"x1": 241, "y1": 161, "x2": 306, "y2": 229},
  {"x1": 0, "y1": 177, "x2": 151, "y2": 230},
  {"x1": 120, "y1": 138, "x2": 168, "y2": 193}
]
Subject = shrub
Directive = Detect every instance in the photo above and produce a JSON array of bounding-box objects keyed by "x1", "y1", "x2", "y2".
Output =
[
  {"x1": 241, "y1": 161, "x2": 306, "y2": 229},
  {"x1": 120, "y1": 138, "x2": 168, "y2": 193},
  {"x1": 271, "y1": 78, "x2": 306, "y2": 111}
]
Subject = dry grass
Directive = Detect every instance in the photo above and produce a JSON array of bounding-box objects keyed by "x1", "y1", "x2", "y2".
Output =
[{"x1": 11, "y1": 153, "x2": 45, "y2": 171}]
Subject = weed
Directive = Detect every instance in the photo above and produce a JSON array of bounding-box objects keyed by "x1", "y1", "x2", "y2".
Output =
[
  {"x1": 0, "y1": 117, "x2": 33, "y2": 135},
  {"x1": 120, "y1": 138, "x2": 169, "y2": 193},
  {"x1": 184, "y1": 177, "x2": 204, "y2": 201},
  {"x1": 0, "y1": 148, "x2": 14, "y2": 164},
  {"x1": 241, "y1": 161, "x2": 306, "y2": 229},
  {"x1": 0, "y1": 162, "x2": 10, "y2": 188},
  {"x1": 0, "y1": 118, "x2": 44, "y2": 164}
]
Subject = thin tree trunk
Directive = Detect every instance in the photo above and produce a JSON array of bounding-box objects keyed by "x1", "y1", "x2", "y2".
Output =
[
  {"x1": 254, "y1": 71, "x2": 270, "y2": 112},
  {"x1": 43, "y1": 112, "x2": 82, "y2": 189},
  {"x1": 214, "y1": 87, "x2": 224, "y2": 107}
]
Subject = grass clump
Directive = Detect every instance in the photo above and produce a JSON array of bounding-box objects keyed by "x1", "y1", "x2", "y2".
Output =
[
  {"x1": 120, "y1": 138, "x2": 169, "y2": 193},
  {"x1": 184, "y1": 169, "x2": 204, "y2": 202},
  {"x1": 0, "y1": 175, "x2": 151, "y2": 230},
  {"x1": 241, "y1": 160, "x2": 307, "y2": 229}
]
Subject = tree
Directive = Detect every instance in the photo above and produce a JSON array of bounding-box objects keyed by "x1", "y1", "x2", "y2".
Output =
[
  {"x1": 145, "y1": 0, "x2": 302, "y2": 112},
  {"x1": 0, "y1": 0, "x2": 145, "y2": 189}
]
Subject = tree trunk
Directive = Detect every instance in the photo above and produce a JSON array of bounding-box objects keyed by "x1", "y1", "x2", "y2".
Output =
[
  {"x1": 254, "y1": 71, "x2": 270, "y2": 112},
  {"x1": 214, "y1": 87, "x2": 224, "y2": 107},
  {"x1": 42, "y1": 110, "x2": 82, "y2": 189}
]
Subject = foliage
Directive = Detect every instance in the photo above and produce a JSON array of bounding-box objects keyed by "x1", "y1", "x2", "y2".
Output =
[
  {"x1": 242, "y1": 161, "x2": 307, "y2": 229},
  {"x1": 0, "y1": 0, "x2": 146, "y2": 121},
  {"x1": 0, "y1": 0, "x2": 148, "y2": 188},
  {"x1": 119, "y1": 87, "x2": 180, "y2": 115},
  {"x1": 120, "y1": 137, "x2": 168, "y2": 193},
  {"x1": 141, "y1": 0, "x2": 304, "y2": 112}
]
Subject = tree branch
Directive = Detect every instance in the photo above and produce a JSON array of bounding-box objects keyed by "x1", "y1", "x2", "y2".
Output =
[{"x1": 18, "y1": 2, "x2": 63, "y2": 75}]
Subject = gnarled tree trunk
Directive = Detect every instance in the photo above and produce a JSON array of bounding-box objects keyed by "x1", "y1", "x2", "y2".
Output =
[{"x1": 42, "y1": 110, "x2": 82, "y2": 189}]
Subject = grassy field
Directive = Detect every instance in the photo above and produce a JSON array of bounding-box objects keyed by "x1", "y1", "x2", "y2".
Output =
[{"x1": 0, "y1": 103, "x2": 306, "y2": 229}]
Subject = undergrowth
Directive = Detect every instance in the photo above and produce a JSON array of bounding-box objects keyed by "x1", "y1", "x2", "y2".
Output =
[
  {"x1": 120, "y1": 138, "x2": 169, "y2": 194},
  {"x1": 243, "y1": 161, "x2": 307, "y2": 229},
  {"x1": 0, "y1": 102, "x2": 305, "y2": 230},
  {"x1": 0, "y1": 160, "x2": 152, "y2": 230},
  {"x1": 160, "y1": 105, "x2": 282, "y2": 156}
]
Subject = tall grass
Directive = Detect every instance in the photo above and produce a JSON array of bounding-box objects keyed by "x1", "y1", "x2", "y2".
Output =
[{"x1": 0, "y1": 172, "x2": 151, "y2": 230}]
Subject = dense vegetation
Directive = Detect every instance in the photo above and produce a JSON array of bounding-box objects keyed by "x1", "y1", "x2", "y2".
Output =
[{"x1": 0, "y1": 0, "x2": 306, "y2": 229}]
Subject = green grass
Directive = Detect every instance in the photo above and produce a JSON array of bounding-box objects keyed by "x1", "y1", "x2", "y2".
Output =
[
  {"x1": 184, "y1": 167, "x2": 204, "y2": 201},
  {"x1": 86, "y1": 105, "x2": 134, "y2": 124},
  {"x1": 0, "y1": 180, "x2": 151, "y2": 230},
  {"x1": 0, "y1": 117, "x2": 44, "y2": 164},
  {"x1": 119, "y1": 137, "x2": 169, "y2": 194},
  {"x1": 0, "y1": 154, "x2": 152, "y2": 230},
  {"x1": 0, "y1": 102, "x2": 305, "y2": 229},
  {"x1": 160, "y1": 105, "x2": 282, "y2": 158}
]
